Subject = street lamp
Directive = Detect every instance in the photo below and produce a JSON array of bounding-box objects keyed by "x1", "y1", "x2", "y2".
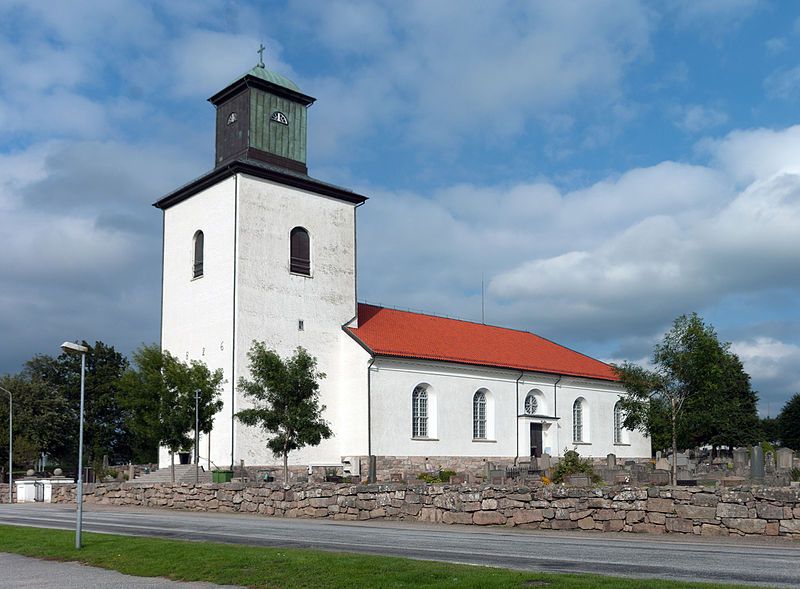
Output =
[
  {"x1": 0, "y1": 385, "x2": 11, "y2": 504},
  {"x1": 195, "y1": 389, "x2": 200, "y2": 485},
  {"x1": 61, "y1": 341, "x2": 88, "y2": 550}
]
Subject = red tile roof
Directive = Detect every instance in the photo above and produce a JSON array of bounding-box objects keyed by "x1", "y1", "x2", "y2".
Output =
[{"x1": 347, "y1": 304, "x2": 618, "y2": 382}]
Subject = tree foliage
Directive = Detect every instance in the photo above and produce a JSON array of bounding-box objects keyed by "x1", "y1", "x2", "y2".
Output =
[
  {"x1": 778, "y1": 393, "x2": 800, "y2": 450},
  {"x1": 615, "y1": 314, "x2": 761, "y2": 477},
  {"x1": 119, "y1": 344, "x2": 224, "y2": 465},
  {"x1": 236, "y1": 343, "x2": 332, "y2": 484}
]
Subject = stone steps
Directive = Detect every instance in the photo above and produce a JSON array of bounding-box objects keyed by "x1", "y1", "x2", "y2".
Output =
[{"x1": 132, "y1": 464, "x2": 211, "y2": 484}]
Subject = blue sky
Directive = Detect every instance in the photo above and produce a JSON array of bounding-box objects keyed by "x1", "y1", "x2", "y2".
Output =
[{"x1": 1, "y1": 0, "x2": 799, "y2": 415}]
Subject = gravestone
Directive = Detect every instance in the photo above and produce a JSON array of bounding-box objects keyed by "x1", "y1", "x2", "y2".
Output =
[
  {"x1": 750, "y1": 445, "x2": 765, "y2": 481},
  {"x1": 649, "y1": 470, "x2": 670, "y2": 486},
  {"x1": 655, "y1": 450, "x2": 662, "y2": 460},
  {"x1": 606, "y1": 453, "x2": 617, "y2": 468},
  {"x1": 732, "y1": 447, "x2": 748, "y2": 474},
  {"x1": 777, "y1": 448, "x2": 794, "y2": 470},
  {"x1": 676, "y1": 453, "x2": 689, "y2": 467},
  {"x1": 655, "y1": 457, "x2": 670, "y2": 472},
  {"x1": 539, "y1": 453, "x2": 551, "y2": 471}
]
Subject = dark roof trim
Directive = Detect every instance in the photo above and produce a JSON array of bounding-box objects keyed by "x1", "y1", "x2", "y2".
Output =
[
  {"x1": 153, "y1": 160, "x2": 368, "y2": 210},
  {"x1": 341, "y1": 321, "x2": 375, "y2": 357},
  {"x1": 208, "y1": 75, "x2": 316, "y2": 107}
]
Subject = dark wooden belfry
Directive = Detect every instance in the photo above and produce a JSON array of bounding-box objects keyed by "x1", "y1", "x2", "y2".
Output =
[{"x1": 208, "y1": 62, "x2": 316, "y2": 174}]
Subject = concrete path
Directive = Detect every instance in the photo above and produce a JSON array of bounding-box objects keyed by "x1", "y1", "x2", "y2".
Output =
[
  {"x1": 1, "y1": 503, "x2": 799, "y2": 587},
  {"x1": 0, "y1": 552, "x2": 239, "y2": 588}
]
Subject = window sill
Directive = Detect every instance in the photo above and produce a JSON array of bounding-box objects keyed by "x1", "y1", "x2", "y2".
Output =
[
  {"x1": 572, "y1": 441, "x2": 592, "y2": 445},
  {"x1": 472, "y1": 438, "x2": 497, "y2": 443},
  {"x1": 289, "y1": 271, "x2": 312, "y2": 279},
  {"x1": 613, "y1": 443, "x2": 631, "y2": 447},
  {"x1": 411, "y1": 437, "x2": 439, "y2": 441},
  {"x1": 191, "y1": 275, "x2": 204, "y2": 281}
]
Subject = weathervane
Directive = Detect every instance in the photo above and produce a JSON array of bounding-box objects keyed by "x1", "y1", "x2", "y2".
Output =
[{"x1": 257, "y1": 43, "x2": 265, "y2": 68}]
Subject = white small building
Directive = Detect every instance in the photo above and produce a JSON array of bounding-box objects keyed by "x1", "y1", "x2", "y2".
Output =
[{"x1": 154, "y1": 61, "x2": 650, "y2": 480}]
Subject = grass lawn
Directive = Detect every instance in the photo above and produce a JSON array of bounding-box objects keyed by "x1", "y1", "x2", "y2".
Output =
[{"x1": 0, "y1": 524, "x2": 766, "y2": 589}]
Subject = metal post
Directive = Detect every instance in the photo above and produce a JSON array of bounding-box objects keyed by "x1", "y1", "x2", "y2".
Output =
[
  {"x1": 76, "y1": 352, "x2": 86, "y2": 549},
  {"x1": 0, "y1": 387, "x2": 11, "y2": 504},
  {"x1": 195, "y1": 389, "x2": 200, "y2": 484}
]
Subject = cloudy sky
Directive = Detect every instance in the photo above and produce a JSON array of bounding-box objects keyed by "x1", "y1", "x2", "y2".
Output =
[{"x1": 1, "y1": 0, "x2": 799, "y2": 414}]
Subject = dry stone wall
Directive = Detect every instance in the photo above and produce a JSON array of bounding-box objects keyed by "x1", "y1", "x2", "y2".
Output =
[
  {"x1": 49, "y1": 482, "x2": 800, "y2": 538},
  {"x1": 0, "y1": 484, "x2": 14, "y2": 503}
]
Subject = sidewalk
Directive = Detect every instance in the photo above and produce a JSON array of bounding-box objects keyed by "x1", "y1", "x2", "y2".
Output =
[{"x1": 0, "y1": 553, "x2": 240, "y2": 589}]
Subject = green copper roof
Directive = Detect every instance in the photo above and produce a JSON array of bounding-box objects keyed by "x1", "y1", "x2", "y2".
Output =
[{"x1": 239, "y1": 64, "x2": 300, "y2": 92}]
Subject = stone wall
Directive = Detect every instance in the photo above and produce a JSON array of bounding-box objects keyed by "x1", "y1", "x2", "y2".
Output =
[
  {"x1": 0, "y1": 484, "x2": 15, "y2": 503},
  {"x1": 49, "y1": 482, "x2": 800, "y2": 538}
]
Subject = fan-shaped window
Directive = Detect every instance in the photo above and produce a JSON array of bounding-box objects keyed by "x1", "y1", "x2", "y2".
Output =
[
  {"x1": 193, "y1": 230, "x2": 204, "y2": 278},
  {"x1": 573, "y1": 398, "x2": 585, "y2": 443},
  {"x1": 524, "y1": 393, "x2": 538, "y2": 416},
  {"x1": 613, "y1": 401, "x2": 624, "y2": 444},
  {"x1": 473, "y1": 390, "x2": 487, "y2": 439},
  {"x1": 290, "y1": 227, "x2": 311, "y2": 275}
]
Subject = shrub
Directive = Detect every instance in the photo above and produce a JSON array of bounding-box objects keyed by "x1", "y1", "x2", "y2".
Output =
[
  {"x1": 417, "y1": 469, "x2": 457, "y2": 484},
  {"x1": 551, "y1": 450, "x2": 602, "y2": 484},
  {"x1": 790, "y1": 467, "x2": 800, "y2": 482}
]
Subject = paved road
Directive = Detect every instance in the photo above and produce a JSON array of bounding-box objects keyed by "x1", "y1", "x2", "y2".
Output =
[
  {"x1": 0, "y1": 552, "x2": 238, "y2": 588},
  {"x1": 1, "y1": 504, "x2": 798, "y2": 587}
]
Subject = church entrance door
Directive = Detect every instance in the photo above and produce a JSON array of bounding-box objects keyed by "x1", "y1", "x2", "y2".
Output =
[{"x1": 529, "y1": 423, "x2": 543, "y2": 458}]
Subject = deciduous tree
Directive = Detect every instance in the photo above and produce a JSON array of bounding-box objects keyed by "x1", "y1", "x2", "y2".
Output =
[{"x1": 236, "y1": 344, "x2": 332, "y2": 485}]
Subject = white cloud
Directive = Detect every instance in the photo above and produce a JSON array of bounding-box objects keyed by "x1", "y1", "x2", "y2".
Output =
[
  {"x1": 670, "y1": 104, "x2": 728, "y2": 133},
  {"x1": 764, "y1": 65, "x2": 800, "y2": 100}
]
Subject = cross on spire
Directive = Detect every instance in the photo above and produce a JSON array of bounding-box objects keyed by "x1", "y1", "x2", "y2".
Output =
[{"x1": 257, "y1": 43, "x2": 265, "y2": 68}]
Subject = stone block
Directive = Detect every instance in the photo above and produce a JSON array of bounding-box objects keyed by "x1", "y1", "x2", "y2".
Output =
[
  {"x1": 646, "y1": 498, "x2": 675, "y2": 513},
  {"x1": 481, "y1": 498, "x2": 498, "y2": 510},
  {"x1": 512, "y1": 509, "x2": 545, "y2": 524},
  {"x1": 675, "y1": 505, "x2": 718, "y2": 522},
  {"x1": 592, "y1": 509, "x2": 616, "y2": 521},
  {"x1": 602, "y1": 519, "x2": 625, "y2": 532},
  {"x1": 779, "y1": 520, "x2": 800, "y2": 534},
  {"x1": 632, "y1": 523, "x2": 665, "y2": 534},
  {"x1": 665, "y1": 518, "x2": 693, "y2": 533},
  {"x1": 722, "y1": 518, "x2": 767, "y2": 534},
  {"x1": 691, "y1": 493, "x2": 719, "y2": 507},
  {"x1": 443, "y1": 511, "x2": 473, "y2": 525},
  {"x1": 473, "y1": 511, "x2": 506, "y2": 525},
  {"x1": 648, "y1": 512, "x2": 666, "y2": 525},
  {"x1": 700, "y1": 523, "x2": 728, "y2": 537},
  {"x1": 755, "y1": 503, "x2": 784, "y2": 520},
  {"x1": 625, "y1": 510, "x2": 645, "y2": 524},
  {"x1": 550, "y1": 519, "x2": 578, "y2": 530},
  {"x1": 569, "y1": 509, "x2": 594, "y2": 521},
  {"x1": 578, "y1": 517, "x2": 595, "y2": 530},
  {"x1": 766, "y1": 522, "x2": 780, "y2": 536},
  {"x1": 716, "y1": 503, "x2": 748, "y2": 518}
]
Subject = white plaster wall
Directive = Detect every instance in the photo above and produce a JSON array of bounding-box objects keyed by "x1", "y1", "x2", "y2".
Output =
[
  {"x1": 233, "y1": 174, "x2": 361, "y2": 467},
  {"x1": 370, "y1": 358, "x2": 650, "y2": 460},
  {"x1": 160, "y1": 177, "x2": 236, "y2": 469}
]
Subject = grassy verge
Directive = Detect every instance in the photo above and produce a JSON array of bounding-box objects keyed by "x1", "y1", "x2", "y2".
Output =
[{"x1": 0, "y1": 524, "x2": 764, "y2": 589}]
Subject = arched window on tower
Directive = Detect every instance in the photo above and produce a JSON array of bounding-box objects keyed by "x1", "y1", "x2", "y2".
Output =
[
  {"x1": 193, "y1": 230, "x2": 204, "y2": 278},
  {"x1": 473, "y1": 390, "x2": 487, "y2": 439},
  {"x1": 412, "y1": 385, "x2": 428, "y2": 438},
  {"x1": 290, "y1": 227, "x2": 311, "y2": 275}
]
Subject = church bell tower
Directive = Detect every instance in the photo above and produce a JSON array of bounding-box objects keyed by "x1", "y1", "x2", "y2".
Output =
[{"x1": 208, "y1": 49, "x2": 315, "y2": 174}]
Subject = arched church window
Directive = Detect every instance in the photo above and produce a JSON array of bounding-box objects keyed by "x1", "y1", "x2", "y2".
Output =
[
  {"x1": 290, "y1": 227, "x2": 311, "y2": 275},
  {"x1": 193, "y1": 230, "x2": 204, "y2": 278},
  {"x1": 412, "y1": 386, "x2": 428, "y2": 438},
  {"x1": 473, "y1": 390, "x2": 487, "y2": 439},
  {"x1": 524, "y1": 392, "x2": 538, "y2": 415},
  {"x1": 613, "y1": 401, "x2": 624, "y2": 444},
  {"x1": 573, "y1": 398, "x2": 585, "y2": 443}
]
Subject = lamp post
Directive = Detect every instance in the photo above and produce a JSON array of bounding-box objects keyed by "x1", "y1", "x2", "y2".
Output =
[
  {"x1": 61, "y1": 341, "x2": 89, "y2": 550},
  {"x1": 0, "y1": 386, "x2": 11, "y2": 504},
  {"x1": 195, "y1": 389, "x2": 200, "y2": 484}
]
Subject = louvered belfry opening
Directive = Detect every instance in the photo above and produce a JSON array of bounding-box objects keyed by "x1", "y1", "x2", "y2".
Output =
[{"x1": 290, "y1": 227, "x2": 310, "y2": 275}]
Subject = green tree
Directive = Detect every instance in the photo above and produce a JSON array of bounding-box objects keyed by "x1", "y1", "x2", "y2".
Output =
[
  {"x1": 23, "y1": 341, "x2": 131, "y2": 472},
  {"x1": 615, "y1": 313, "x2": 760, "y2": 483},
  {"x1": 236, "y1": 344, "x2": 332, "y2": 485},
  {"x1": 0, "y1": 373, "x2": 73, "y2": 471},
  {"x1": 778, "y1": 393, "x2": 800, "y2": 450},
  {"x1": 760, "y1": 416, "x2": 781, "y2": 445},
  {"x1": 119, "y1": 345, "x2": 224, "y2": 480}
]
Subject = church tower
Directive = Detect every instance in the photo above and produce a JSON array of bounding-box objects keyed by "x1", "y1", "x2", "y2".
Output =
[{"x1": 154, "y1": 56, "x2": 368, "y2": 472}]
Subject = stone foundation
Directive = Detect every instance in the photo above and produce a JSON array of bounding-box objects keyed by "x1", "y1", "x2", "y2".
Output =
[
  {"x1": 48, "y1": 482, "x2": 800, "y2": 538},
  {"x1": 0, "y1": 484, "x2": 15, "y2": 503}
]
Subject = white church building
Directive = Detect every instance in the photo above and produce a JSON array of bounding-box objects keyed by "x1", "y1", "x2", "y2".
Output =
[{"x1": 154, "y1": 60, "x2": 650, "y2": 481}]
